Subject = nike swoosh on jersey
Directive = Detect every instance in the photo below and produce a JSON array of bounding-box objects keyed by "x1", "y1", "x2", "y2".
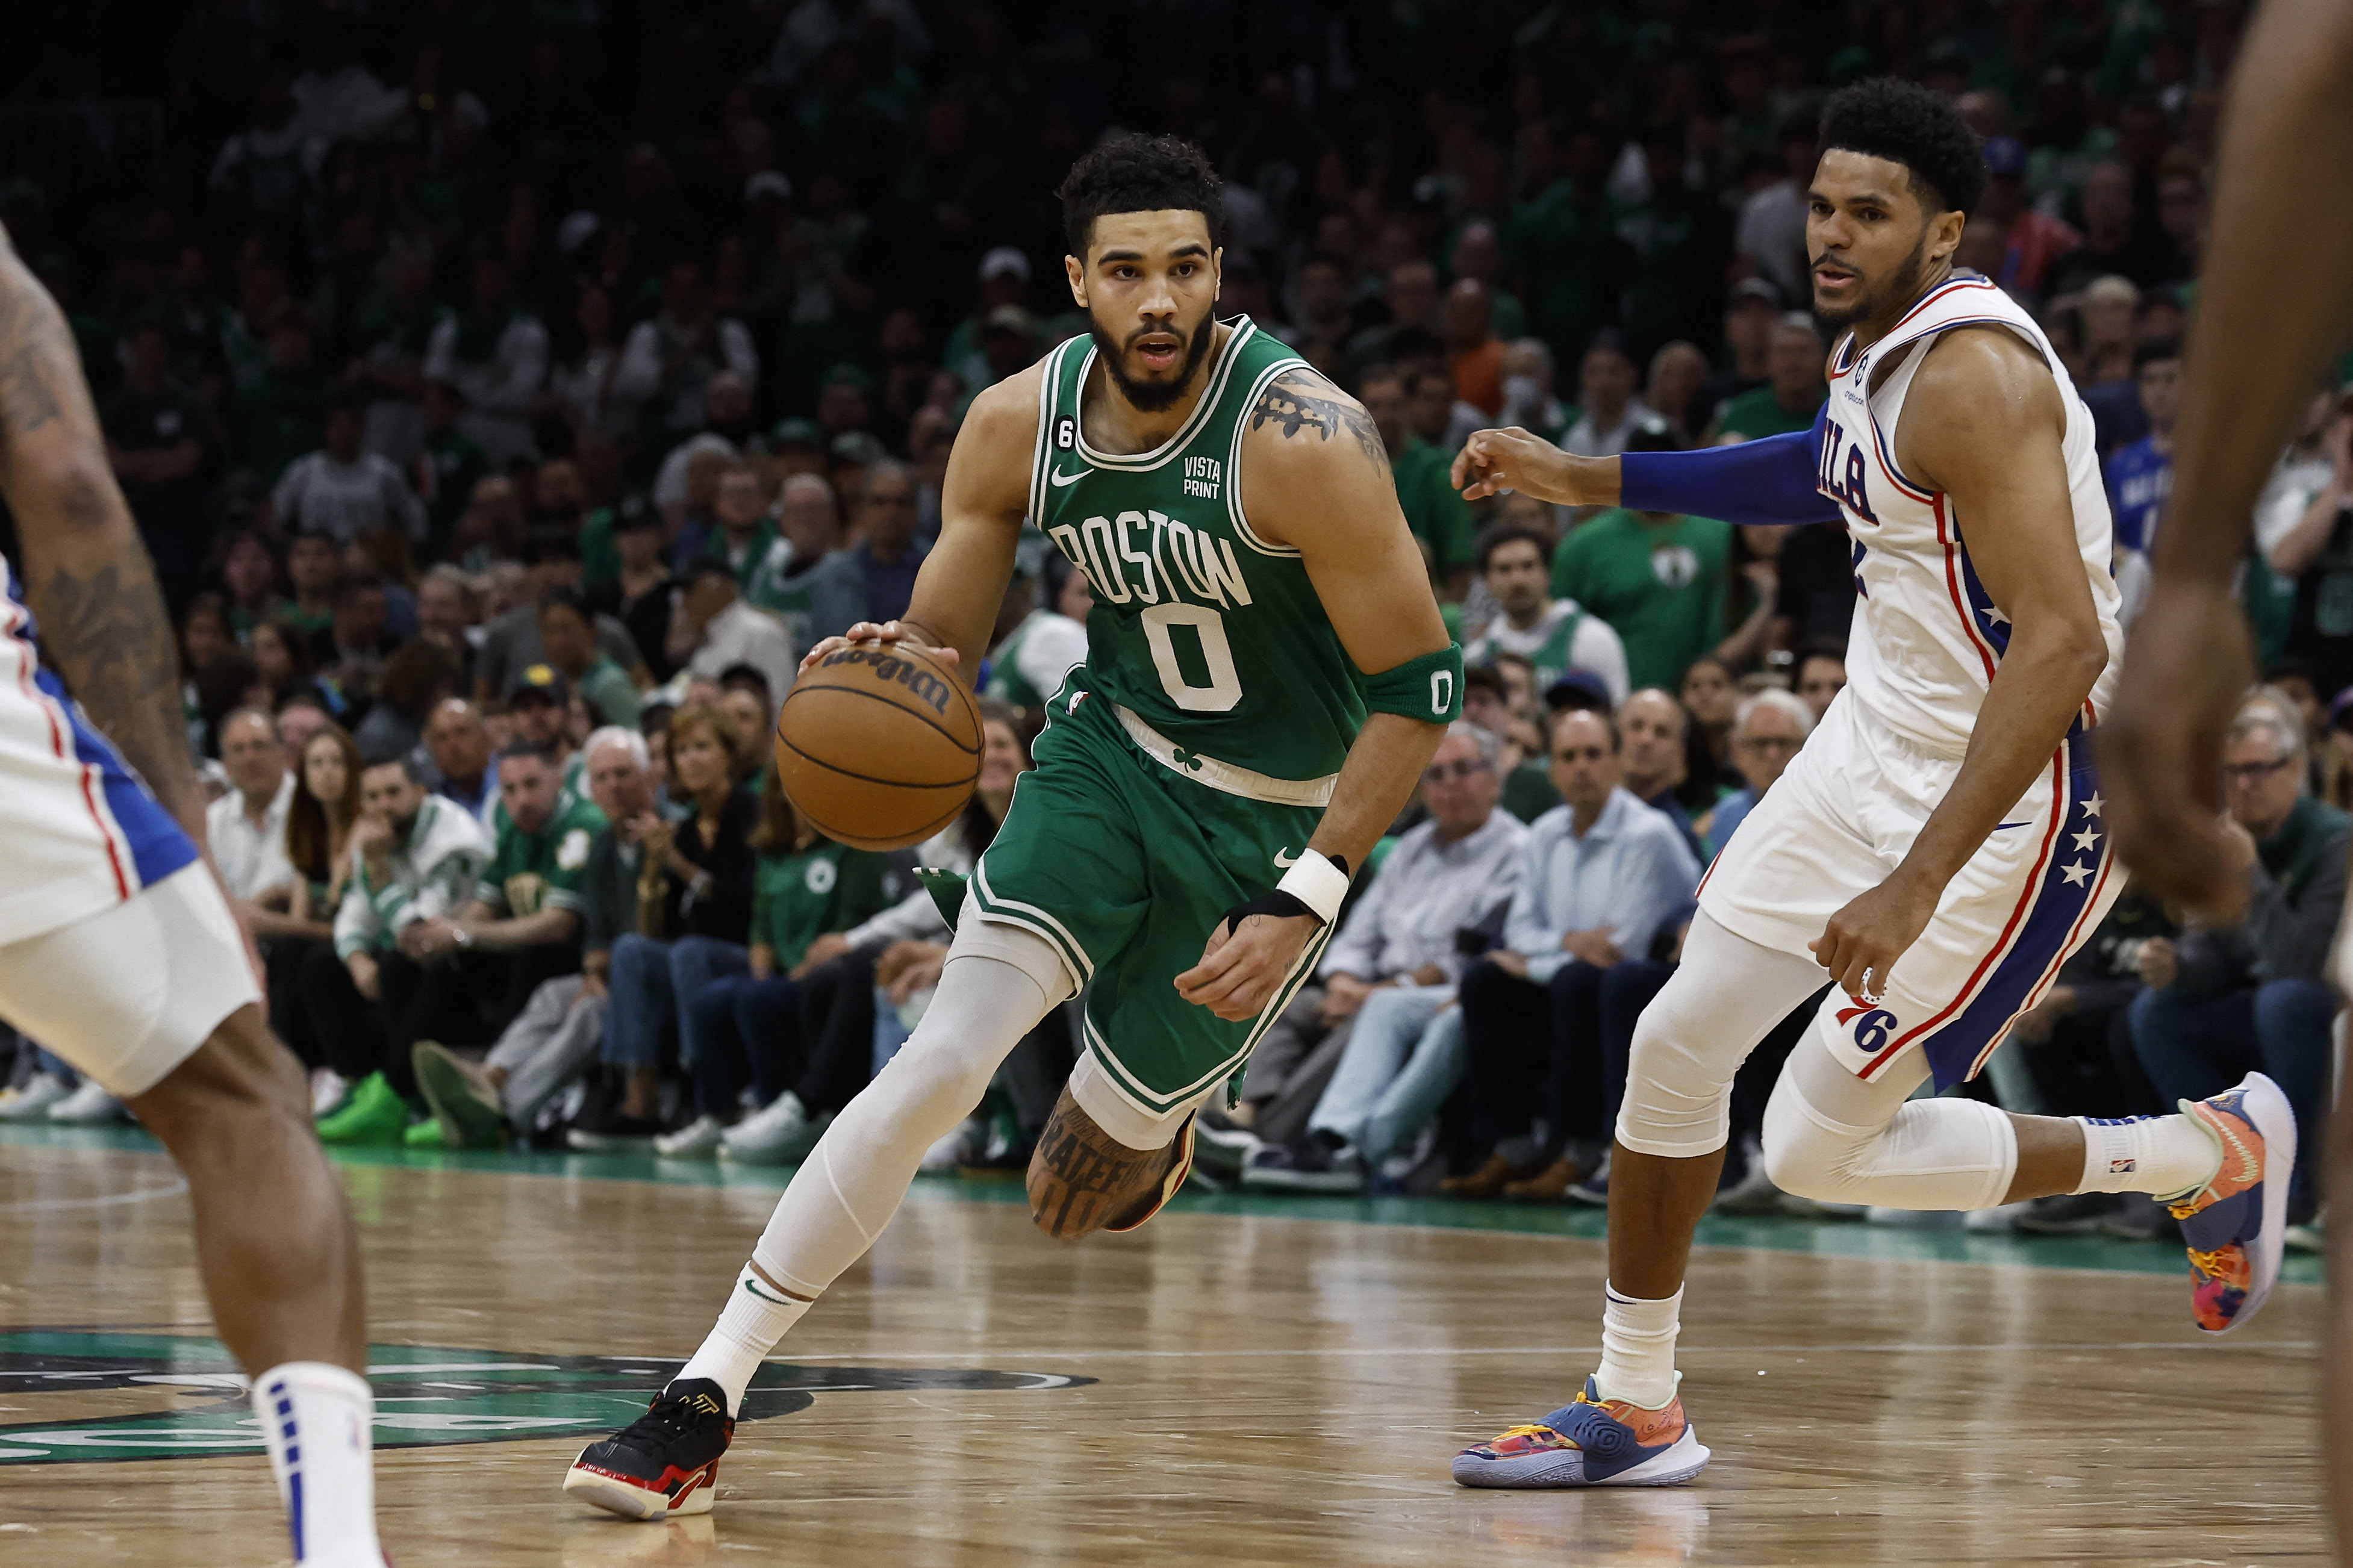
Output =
[
  {"x1": 1049, "y1": 467, "x2": 1086, "y2": 487},
  {"x1": 1273, "y1": 849, "x2": 1301, "y2": 868}
]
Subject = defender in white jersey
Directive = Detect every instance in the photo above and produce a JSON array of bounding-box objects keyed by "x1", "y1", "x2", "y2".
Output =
[
  {"x1": 0, "y1": 231, "x2": 384, "y2": 1563},
  {"x1": 1444, "y1": 79, "x2": 2293, "y2": 1490}
]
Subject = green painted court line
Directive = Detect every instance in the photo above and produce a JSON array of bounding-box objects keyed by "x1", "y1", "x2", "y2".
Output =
[{"x1": 0, "y1": 1122, "x2": 2320, "y2": 1287}]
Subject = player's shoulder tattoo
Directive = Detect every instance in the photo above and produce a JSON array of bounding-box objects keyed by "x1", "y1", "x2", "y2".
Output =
[
  {"x1": 0, "y1": 264, "x2": 66, "y2": 439},
  {"x1": 1247, "y1": 366, "x2": 1387, "y2": 468}
]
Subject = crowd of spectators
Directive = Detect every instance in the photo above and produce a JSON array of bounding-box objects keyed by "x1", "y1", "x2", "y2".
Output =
[{"x1": 0, "y1": 1, "x2": 2343, "y2": 1250}]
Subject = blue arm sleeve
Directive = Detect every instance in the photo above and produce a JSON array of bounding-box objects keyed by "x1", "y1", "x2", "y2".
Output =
[{"x1": 1618, "y1": 409, "x2": 1841, "y2": 528}]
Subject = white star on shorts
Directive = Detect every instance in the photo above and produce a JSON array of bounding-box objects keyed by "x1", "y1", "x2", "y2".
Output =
[
  {"x1": 2072, "y1": 827, "x2": 2101, "y2": 853},
  {"x1": 2060, "y1": 860, "x2": 2093, "y2": 887},
  {"x1": 2080, "y1": 792, "x2": 2104, "y2": 818}
]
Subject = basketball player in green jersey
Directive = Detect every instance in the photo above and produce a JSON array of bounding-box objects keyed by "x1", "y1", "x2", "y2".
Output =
[{"x1": 564, "y1": 131, "x2": 1462, "y2": 1520}]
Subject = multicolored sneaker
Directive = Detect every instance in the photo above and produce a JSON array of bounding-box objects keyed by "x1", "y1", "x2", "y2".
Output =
[
  {"x1": 564, "y1": 1378, "x2": 734, "y2": 1519},
  {"x1": 2171, "y1": 1072, "x2": 2296, "y2": 1336},
  {"x1": 1451, "y1": 1377, "x2": 1710, "y2": 1488}
]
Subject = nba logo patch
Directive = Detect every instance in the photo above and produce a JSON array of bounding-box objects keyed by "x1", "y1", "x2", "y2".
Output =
[{"x1": 2109, "y1": 1157, "x2": 2137, "y2": 1175}]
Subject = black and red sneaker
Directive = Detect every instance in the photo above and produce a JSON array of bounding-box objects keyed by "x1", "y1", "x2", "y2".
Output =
[{"x1": 563, "y1": 1378, "x2": 734, "y2": 1519}]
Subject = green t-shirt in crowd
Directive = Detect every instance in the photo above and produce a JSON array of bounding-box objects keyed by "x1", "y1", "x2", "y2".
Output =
[
  {"x1": 480, "y1": 789, "x2": 608, "y2": 917},
  {"x1": 1713, "y1": 384, "x2": 1824, "y2": 442},
  {"x1": 1501, "y1": 761, "x2": 1561, "y2": 825},
  {"x1": 750, "y1": 839, "x2": 893, "y2": 969},
  {"x1": 1392, "y1": 435, "x2": 1477, "y2": 576},
  {"x1": 700, "y1": 518, "x2": 781, "y2": 591},
  {"x1": 1551, "y1": 508, "x2": 1731, "y2": 692}
]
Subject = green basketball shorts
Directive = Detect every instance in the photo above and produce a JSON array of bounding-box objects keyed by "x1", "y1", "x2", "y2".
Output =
[{"x1": 971, "y1": 683, "x2": 1333, "y2": 1124}]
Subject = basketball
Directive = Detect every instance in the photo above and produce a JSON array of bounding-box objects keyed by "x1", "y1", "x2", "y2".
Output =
[{"x1": 772, "y1": 641, "x2": 982, "y2": 850}]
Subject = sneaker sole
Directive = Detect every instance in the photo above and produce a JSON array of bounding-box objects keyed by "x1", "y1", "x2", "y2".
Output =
[
  {"x1": 1453, "y1": 1426, "x2": 1712, "y2": 1489},
  {"x1": 2205, "y1": 1072, "x2": 2296, "y2": 1336},
  {"x1": 563, "y1": 1458, "x2": 718, "y2": 1519},
  {"x1": 414, "y1": 1047, "x2": 508, "y2": 1150}
]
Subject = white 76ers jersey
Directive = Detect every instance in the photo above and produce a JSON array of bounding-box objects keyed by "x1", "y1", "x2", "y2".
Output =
[{"x1": 1816, "y1": 271, "x2": 2123, "y2": 757}]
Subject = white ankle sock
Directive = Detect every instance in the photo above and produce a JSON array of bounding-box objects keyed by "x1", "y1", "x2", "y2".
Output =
[
  {"x1": 678, "y1": 1263, "x2": 811, "y2": 1416},
  {"x1": 1592, "y1": 1282, "x2": 1683, "y2": 1410},
  {"x1": 2071, "y1": 1113, "x2": 2221, "y2": 1199},
  {"x1": 250, "y1": 1361, "x2": 379, "y2": 1565}
]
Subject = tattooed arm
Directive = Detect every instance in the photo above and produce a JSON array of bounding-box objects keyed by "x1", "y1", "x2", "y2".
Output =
[
  {"x1": 0, "y1": 227, "x2": 208, "y2": 841},
  {"x1": 1174, "y1": 366, "x2": 1453, "y2": 1022}
]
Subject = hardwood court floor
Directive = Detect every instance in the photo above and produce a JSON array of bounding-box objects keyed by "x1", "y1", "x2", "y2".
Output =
[{"x1": 0, "y1": 1125, "x2": 2325, "y2": 1567}]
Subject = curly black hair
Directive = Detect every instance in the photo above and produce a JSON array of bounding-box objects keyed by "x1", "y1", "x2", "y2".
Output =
[
  {"x1": 1056, "y1": 131, "x2": 1224, "y2": 257},
  {"x1": 1818, "y1": 78, "x2": 1987, "y2": 216}
]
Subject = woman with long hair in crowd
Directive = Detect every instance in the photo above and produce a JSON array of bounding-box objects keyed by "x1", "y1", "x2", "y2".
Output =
[
  {"x1": 276, "y1": 721, "x2": 366, "y2": 1103},
  {"x1": 570, "y1": 703, "x2": 760, "y2": 1146}
]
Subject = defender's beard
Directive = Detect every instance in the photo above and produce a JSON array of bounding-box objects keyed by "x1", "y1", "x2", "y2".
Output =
[
  {"x1": 1091, "y1": 311, "x2": 1217, "y2": 413},
  {"x1": 1814, "y1": 227, "x2": 1936, "y2": 331}
]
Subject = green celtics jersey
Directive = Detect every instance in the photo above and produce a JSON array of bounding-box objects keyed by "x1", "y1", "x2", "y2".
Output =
[
  {"x1": 481, "y1": 789, "x2": 608, "y2": 917},
  {"x1": 1026, "y1": 318, "x2": 1366, "y2": 784}
]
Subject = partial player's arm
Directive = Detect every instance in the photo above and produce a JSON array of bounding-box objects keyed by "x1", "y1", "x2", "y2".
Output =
[
  {"x1": 2101, "y1": 0, "x2": 2353, "y2": 912},
  {"x1": 1810, "y1": 328, "x2": 2110, "y2": 998},
  {"x1": 1450, "y1": 416, "x2": 1840, "y2": 527},
  {"x1": 795, "y1": 369, "x2": 1041, "y2": 678},
  {"x1": 0, "y1": 227, "x2": 208, "y2": 841},
  {"x1": 1175, "y1": 367, "x2": 1454, "y2": 1021}
]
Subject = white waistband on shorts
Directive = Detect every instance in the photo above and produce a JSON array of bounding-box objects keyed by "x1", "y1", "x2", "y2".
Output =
[{"x1": 1112, "y1": 704, "x2": 1337, "y2": 809}]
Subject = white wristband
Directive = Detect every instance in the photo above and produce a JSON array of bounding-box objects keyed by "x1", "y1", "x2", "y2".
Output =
[{"x1": 1275, "y1": 849, "x2": 1350, "y2": 926}]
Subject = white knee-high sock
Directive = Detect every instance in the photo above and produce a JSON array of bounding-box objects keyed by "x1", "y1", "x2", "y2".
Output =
[
  {"x1": 2071, "y1": 1113, "x2": 2221, "y2": 1199},
  {"x1": 676, "y1": 950, "x2": 1053, "y2": 1415},
  {"x1": 676, "y1": 1263, "x2": 810, "y2": 1415},
  {"x1": 251, "y1": 1361, "x2": 379, "y2": 1566},
  {"x1": 1594, "y1": 1283, "x2": 1683, "y2": 1410}
]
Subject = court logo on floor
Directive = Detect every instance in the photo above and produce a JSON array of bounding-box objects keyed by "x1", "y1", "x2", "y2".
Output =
[{"x1": 0, "y1": 1330, "x2": 1094, "y2": 1464}]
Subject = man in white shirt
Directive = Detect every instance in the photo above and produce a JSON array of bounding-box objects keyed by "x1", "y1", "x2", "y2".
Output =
[
  {"x1": 677, "y1": 559, "x2": 797, "y2": 703},
  {"x1": 1560, "y1": 331, "x2": 1662, "y2": 460},
  {"x1": 422, "y1": 255, "x2": 549, "y2": 468},
  {"x1": 1447, "y1": 709, "x2": 1700, "y2": 1198},
  {"x1": 205, "y1": 707, "x2": 298, "y2": 918}
]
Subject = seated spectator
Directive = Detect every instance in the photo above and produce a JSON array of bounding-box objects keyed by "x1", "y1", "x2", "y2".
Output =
[
  {"x1": 731, "y1": 703, "x2": 1030, "y2": 1164},
  {"x1": 413, "y1": 727, "x2": 660, "y2": 1148},
  {"x1": 672, "y1": 558, "x2": 797, "y2": 704},
  {"x1": 206, "y1": 706, "x2": 299, "y2": 924},
  {"x1": 716, "y1": 665, "x2": 773, "y2": 771},
  {"x1": 272, "y1": 719, "x2": 363, "y2": 1084},
  {"x1": 1697, "y1": 688, "x2": 1813, "y2": 856},
  {"x1": 1229, "y1": 723, "x2": 1529, "y2": 1191},
  {"x1": 699, "y1": 461, "x2": 777, "y2": 588},
  {"x1": 421, "y1": 252, "x2": 549, "y2": 468},
  {"x1": 425, "y1": 697, "x2": 499, "y2": 821},
  {"x1": 1361, "y1": 365, "x2": 1476, "y2": 602},
  {"x1": 1560, "y1": 331, "x2": 1660, "y2": 459},
  {"x1": 301, "y1": 753, "x2": 493, "y2": 1145},
  {"x1": 2130, "y1": 702, "x2": 2348, "y2": 1235},
  {"x1": 1462, "y1": 663, "x2": 1557, "y2": 824},
  {"x1": 1462, "y1": 523, "x2": 1630, "y2": 703},
  {"x1": 1550, "y1": 433, "x2": 1736, "y2": 694},
  {"x1": 538, "y1": 586, "x2": 643, "y2": 730},
  {"x1": 272, "y1": 393, "x2": 426, "y2": 543},
  {"x1": 570, "y1": 706, "x2": 759, "y2": 1146},
  {"x1": 585, "y1": 499, "x2": 680, "y2": 683},
  {"x1": 1678, "y1": 655, "x2": 1742, "y2": 785},
  {"x1": 351, "y1": 635, "x2": 460, "y2": 768},
  {"x1": 849, "y1": 459, "x2": 926, "y2": 626},
  {"x1": 282, "y1": 531, "x2": 341, "y2": 638},
  {"x1": 1795, "y1": 642, "x2": 1848, "y2": 724},
  {"x1": 219, "y1": 529, "x2": 290, "y2": 639},
  {"x1": 473, "y1": 539, "x2": 645, "y2": 702},
  {"x1": 983, "y1": 560, "x2": 1089, "y2": 712},
  {"x1": 1444, "y1": 709, "x2": 1701, "y2": 1199},
  {"x1": 505, "y1": 667, "x2": 583, "y2": 786},
  {"x1": 1618, "y1": 689, "x2": 1712, "y2": 861},
  {"x1": 657, "y1": 769, "x2": 896, "y2": 1157},
  {"x1": 275, "y1": 691, "x2": 333, "y2": 775},
  {"x1": 1709, "y1": 314, "x2": 1826, "y2": 441},
  {"x1": 312, "y1": 570, "x2": 395, "y2": 708}
]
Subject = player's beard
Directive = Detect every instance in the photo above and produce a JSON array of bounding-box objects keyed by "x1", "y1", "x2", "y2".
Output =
[
  {"x1": 1813, "y1": 224, "x2": 1937, "y2": 331},
  {"x1": 1091, "y1": 310, "x2": 1216, "y2": 413}
]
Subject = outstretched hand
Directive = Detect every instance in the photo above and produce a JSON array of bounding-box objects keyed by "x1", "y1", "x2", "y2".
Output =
[
  {"x1": 797, "y1": 620, "x2": 962, "y2": 680},
  {"x1": 1176, "y1": 911, "x2": 1320, "y2": 1022},
  {"x1": 1450, "y1": 427, "x2": 1599, "y2": 505}
]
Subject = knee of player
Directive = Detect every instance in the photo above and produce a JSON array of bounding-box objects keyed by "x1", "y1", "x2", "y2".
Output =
[{"x1": 1758, "y1": 1082, "x2": 1845, "y2": 1199}]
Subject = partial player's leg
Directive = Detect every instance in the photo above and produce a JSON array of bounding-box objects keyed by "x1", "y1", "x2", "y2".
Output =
[
  {"x1": 0, "y1": 868, "x2": 381, "y2": 1566},
  {"x1": 1452, "y1": 912, "x2": 1829, "y2": 1491},
  {"x1": 562, "y1": 909, "x2": 1075, "y2": 1520},
  {"x1": 1763, "y1": 1003, "x2": 2294, "y2": 1337}
]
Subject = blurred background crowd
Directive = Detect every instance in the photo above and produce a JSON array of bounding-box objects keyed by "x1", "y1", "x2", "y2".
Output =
[{"x1": 0, "y1": 0, "x2": 2342, "y2": 1251}]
